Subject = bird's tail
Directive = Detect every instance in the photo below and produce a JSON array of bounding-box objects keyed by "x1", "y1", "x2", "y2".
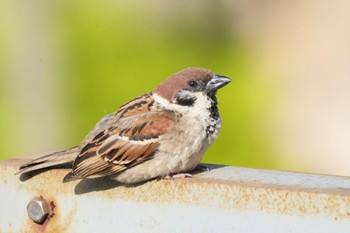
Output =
[{"x1": 16, "y1": 147, "x2": 79, "y2": 175}]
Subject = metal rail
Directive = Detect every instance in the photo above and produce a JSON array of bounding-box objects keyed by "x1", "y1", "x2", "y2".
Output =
[{"x1": 1, "y1": 159, "x2": 350, "y2": 232}]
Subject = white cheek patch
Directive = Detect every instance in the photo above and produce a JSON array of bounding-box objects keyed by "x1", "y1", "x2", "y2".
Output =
[
  {"x1": 154, "y1": 92, "x2": 211, "y2": 115},
  {"x1": 190, "y1": 92, "x2": 212, "y2": 109},
  {"x1": 153, "y1": 93, "x2": 170, "y2": 106}
]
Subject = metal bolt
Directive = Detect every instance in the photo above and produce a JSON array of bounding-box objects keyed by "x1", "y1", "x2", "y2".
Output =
[{"x1": 27, "y1": 197, "x2": 49, "y2": 224}]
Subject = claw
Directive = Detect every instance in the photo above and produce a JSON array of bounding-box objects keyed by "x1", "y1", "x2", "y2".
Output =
[{"x1": 162, "y1": 173, "x2": 192, "y2": 180}]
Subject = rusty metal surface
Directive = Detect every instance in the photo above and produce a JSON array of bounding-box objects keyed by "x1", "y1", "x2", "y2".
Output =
[{"x1": 1, "y1": 159, "x2": 350, "y2": 232}]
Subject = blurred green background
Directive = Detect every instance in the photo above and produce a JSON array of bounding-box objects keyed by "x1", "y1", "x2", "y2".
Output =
[{"x1": 1, "y1": 1, "x2": 350, "y2": 176}]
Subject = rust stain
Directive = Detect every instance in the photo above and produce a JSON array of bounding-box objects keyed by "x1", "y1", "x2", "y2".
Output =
[
  {"x1": 2, "y1": 160, "x2": 350, "y2": 233},
  {"x1": 25, "y1": 195, "x2": 55, "y2": 233}
]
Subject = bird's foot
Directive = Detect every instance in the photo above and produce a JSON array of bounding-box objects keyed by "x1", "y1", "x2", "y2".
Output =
[{"x1": 162, "y1": 173, "x2": 193, "y2": 180}]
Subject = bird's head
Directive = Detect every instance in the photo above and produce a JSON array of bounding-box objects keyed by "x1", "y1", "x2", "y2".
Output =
[{"x1": 155, "y1": 67, "x2": 231, "y2": 106}]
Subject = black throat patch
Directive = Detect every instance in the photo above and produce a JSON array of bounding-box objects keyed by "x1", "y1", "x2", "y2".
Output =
[
  {"x1": 208, "y1": 92, "x2": 219, "y2": 120},
  {"x1": 206, "y1": 92, "x2": 220, "y2": 135}
]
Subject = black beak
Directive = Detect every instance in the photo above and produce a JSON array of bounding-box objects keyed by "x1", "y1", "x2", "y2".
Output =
[{"x1": 206, "y1": 74, "x2": 231, "y2": 92}]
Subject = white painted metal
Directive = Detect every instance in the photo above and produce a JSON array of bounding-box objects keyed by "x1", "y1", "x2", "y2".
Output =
[{"x1": 0, "y1": 160, "x2": 350, "y2": 232}]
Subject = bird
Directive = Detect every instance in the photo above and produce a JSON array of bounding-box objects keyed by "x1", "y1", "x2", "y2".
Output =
[{"x1": 18, "y1": 67, "x2": 231, "y2": 184}]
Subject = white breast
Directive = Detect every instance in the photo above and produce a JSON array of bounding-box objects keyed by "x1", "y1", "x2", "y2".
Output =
[{"x1": 112, "y1": 93, "x2": 221, "y2": 183}]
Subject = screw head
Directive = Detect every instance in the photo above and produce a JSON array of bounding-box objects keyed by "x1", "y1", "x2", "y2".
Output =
[{"x1": 27, "y1": 197, "x2": 49, "y2": 224}]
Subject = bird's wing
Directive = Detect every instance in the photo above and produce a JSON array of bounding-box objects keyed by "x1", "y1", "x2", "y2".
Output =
[{"x1": 64, "y1": 96, "x2": 175, "y2": 182}]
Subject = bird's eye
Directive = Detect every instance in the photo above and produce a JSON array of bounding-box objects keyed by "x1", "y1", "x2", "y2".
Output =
[{"x1": 188, "y1": 80, "x2": 198, "y2": 88}]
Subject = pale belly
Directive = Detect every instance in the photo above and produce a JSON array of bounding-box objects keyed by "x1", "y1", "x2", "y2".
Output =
[{"x1": 112, "y1": 115, "x2": 221, "y2": 184}]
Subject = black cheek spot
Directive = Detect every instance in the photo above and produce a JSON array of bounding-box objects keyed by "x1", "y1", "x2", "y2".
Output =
[{"x1": 176, "y1": 96, "x2": 196, "y2": 106}]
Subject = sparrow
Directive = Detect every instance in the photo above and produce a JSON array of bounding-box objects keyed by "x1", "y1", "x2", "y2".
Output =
[{"x1": 18, "y1": 67, "x2": 231, "y2": 184}]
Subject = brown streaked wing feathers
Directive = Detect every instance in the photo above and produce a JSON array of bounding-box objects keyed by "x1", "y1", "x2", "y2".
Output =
[
  {"x1": 67, "y1": 108, "x2": 174, "y2": 180},
  {"x1": 100, "y1": 111, "x2": 174, "y2": 164}
]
